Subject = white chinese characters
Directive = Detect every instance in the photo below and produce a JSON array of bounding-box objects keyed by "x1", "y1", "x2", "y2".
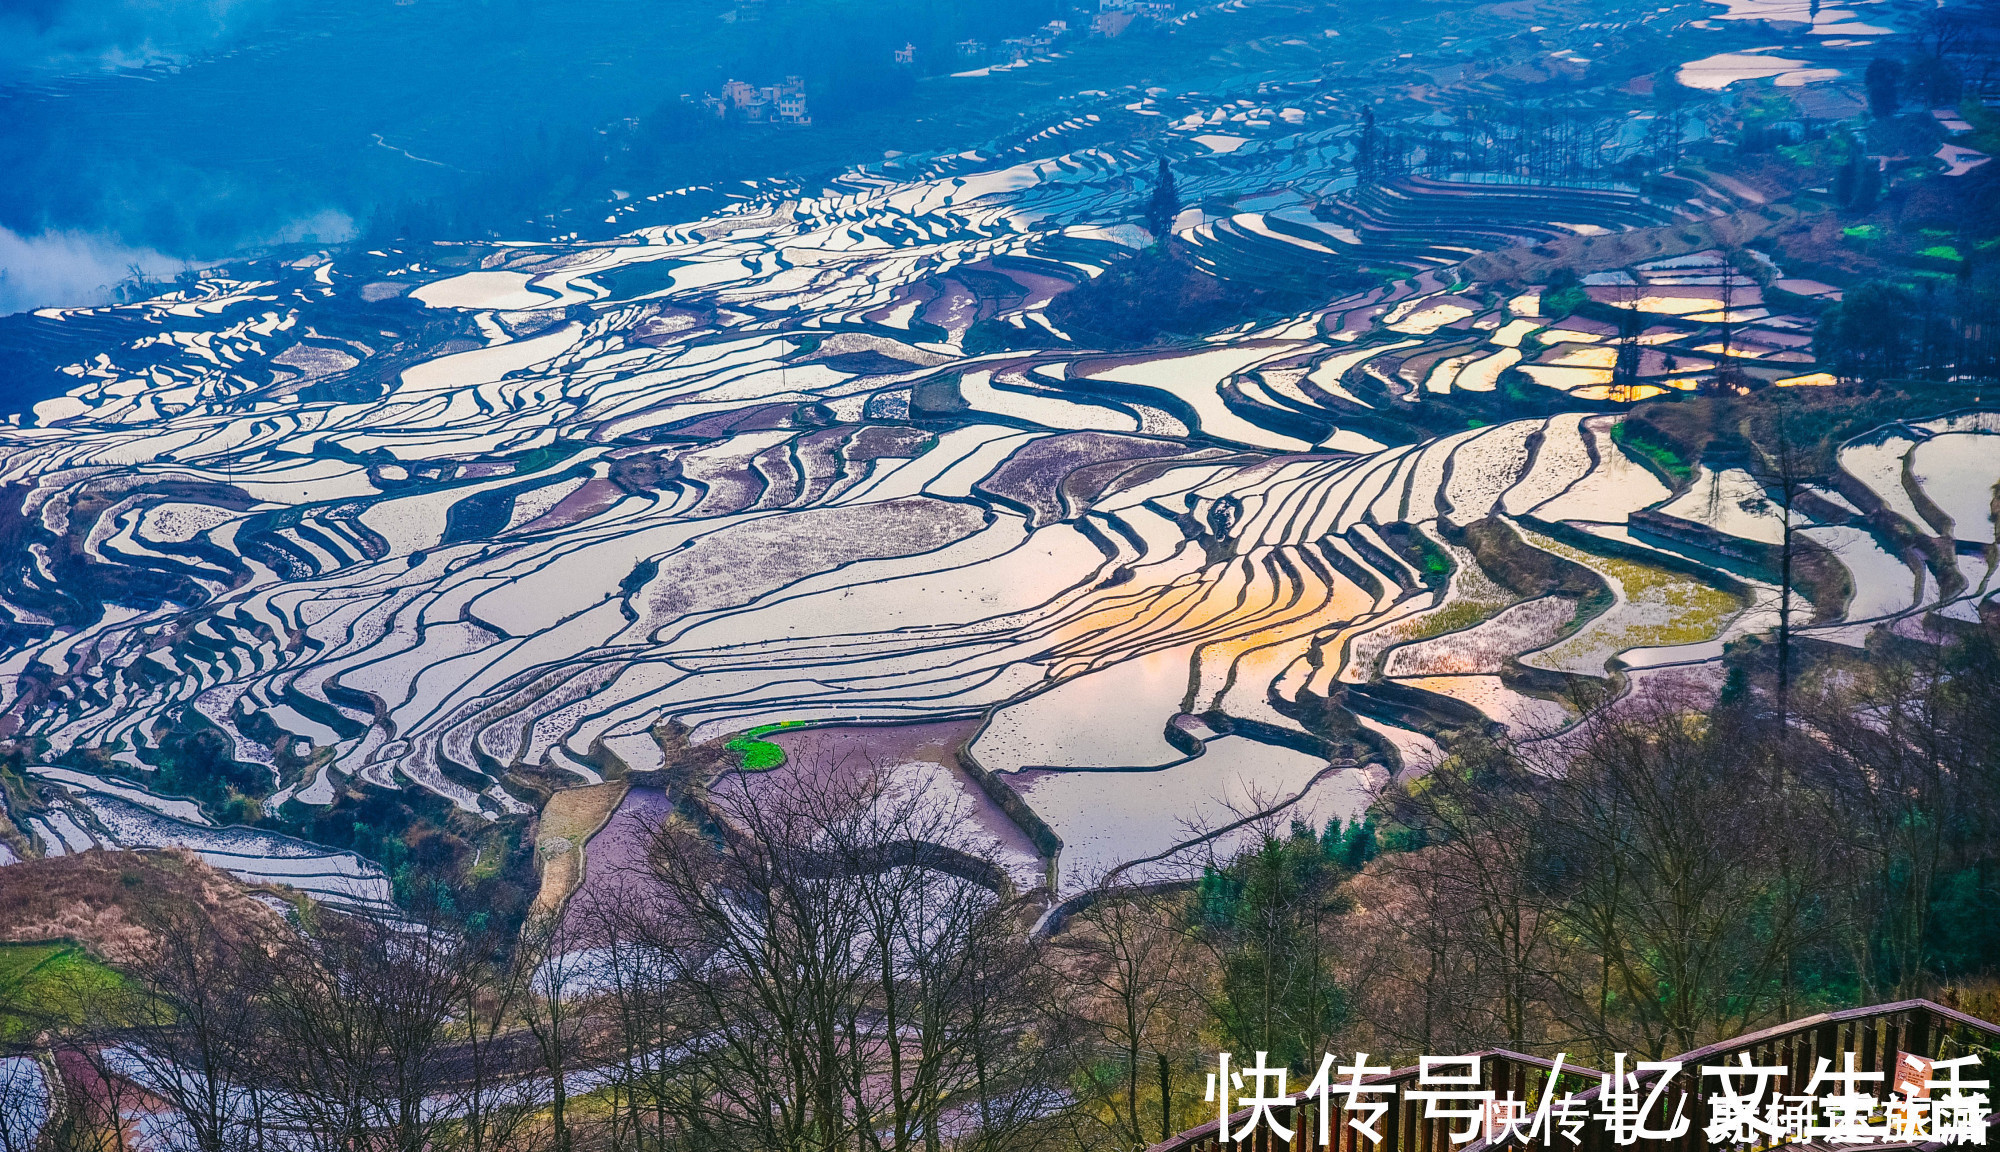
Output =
[{"x1": 1199, "y1": 1051, "x2": 1991, "y2": 1147}]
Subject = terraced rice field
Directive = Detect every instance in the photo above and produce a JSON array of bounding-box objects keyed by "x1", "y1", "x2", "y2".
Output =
[
  {"x1": 15, "y1": 770, "x2": 396, "y2": 913},
  {"x1": 1517, "y1": 528, "x2": 1745, "y2": 675},
  {"x1": 1908, "y1": 434, "x2": 2000, "y2": 544},
  {"x1": 1384, "y1": 596, "x2": 1576, "y2": 676},
  {"x1": 1006, "y1": 736, "x2": 1370, "y2": 891},
  {"x1": 0, "y1": 68, "x2": 1991, "y2": 906},
  {"x1": 1657, "y1": 467, "x2": 1793, "y2": 544},
  {"x1": 1390, "y1": 675, "x2": 1574, "y2": 735}
]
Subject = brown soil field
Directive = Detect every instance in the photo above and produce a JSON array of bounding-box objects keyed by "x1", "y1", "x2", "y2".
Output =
[{"x1": 530, "y1": 782, "x2": 629, "y2": 915}]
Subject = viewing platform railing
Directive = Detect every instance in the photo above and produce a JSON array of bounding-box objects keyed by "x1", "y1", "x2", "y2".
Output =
[{"x1": 1148, "y1": 1001, "x2": 2000, "y2": 1152}]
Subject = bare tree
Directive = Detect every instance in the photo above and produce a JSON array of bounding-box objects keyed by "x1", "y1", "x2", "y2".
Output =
[
  {"x1": 592, "y1": 761, "x2": 1065, "y2": 1152},
  {"x1": 1612, "y1": 284, "x2": 1644, "y2": 402},
  {"x1": 1379, "y1": 738, "x2": 1565, "y2": 1054},
  {"x1": 1341, "y1": 839, "x2": 1491, "y2": 1059},
  {"x1": 0, "y1": 1053, "x2": 55, "y2": 1152},
  {"x1": 1531, "y1": 690, "x2": 1836, "y2": 1055},
  {"x1": 1803, "y1": 634, "x2": 2000, "y2": 999},
  {"x1": 110, "y1": 908, "x2": 272, "y2": 1152},
  {"x1": 582, "y1": 891, "x2": 694, "y2": 1152},
  {"x1": 1047, "y1": 886, "x2": 1198, "y2": 1149},
  {"x1": 1715, "y1": 249, "x2": 1742, "y2": 389},
  {"x1": 514, "y1": 913, "x2": 591, "y2": 1152},
  {"x1": 1743, "y1": 399, "x2": 1833, "y2": 734},
  {"x1": 42, "y1": 1043, "x2": 142, "y2": 1152},
  {"x1": 260, "y1": 906, "x2": 472, "y2": 1152},
  {"x1": 452, "y1": 924, "x2": 548, "y2": 1152}
]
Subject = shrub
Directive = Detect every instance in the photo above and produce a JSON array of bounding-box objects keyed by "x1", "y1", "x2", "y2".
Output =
[{"x1": 1046, "y1": 242, "x2": 1273, "y2": 347}]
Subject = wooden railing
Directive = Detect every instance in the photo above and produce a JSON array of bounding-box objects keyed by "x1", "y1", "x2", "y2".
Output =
[{"x1": 1148, "y1": 1001, "x2": 2000, "y2": 1152}]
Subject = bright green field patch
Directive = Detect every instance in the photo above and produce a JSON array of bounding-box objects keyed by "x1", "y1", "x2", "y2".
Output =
[
  {"x1": 1920, "y1": 245, "x2": 1963, "y2": 262},
  {"x1": 726, "y1": 720, "x2": 809, "y2": 769},
  {"x1": 0, "y1": 941, "x2": 125, "y2": 1039},
  {"x1": 1843, "y1": 224, "x2": 1883, "y2": 241},
  {"x1": 724, "y1": 736, "x2": 776, "y2": 764},
  {"x1": 726, "y1": 739, "x2": 785, "y2": 770}
]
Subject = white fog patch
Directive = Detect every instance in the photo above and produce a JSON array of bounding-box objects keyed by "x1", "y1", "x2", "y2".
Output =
[
  {"x1": 253, "y1": 210, "x2": 357, "y2": 249},
  {"x1": 0, "y1": 0, "x2": 277, "y2": 82},
  {"x1": 0, "y1": 226, "x2": 181, "y2": 315}
]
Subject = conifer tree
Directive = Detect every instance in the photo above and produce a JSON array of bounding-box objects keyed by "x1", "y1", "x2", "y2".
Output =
[
  {"x1": 1144, "y1": 155, "x2": 1181, "y2": 241},
  {"x1": 1865, "y1": 57, "x2": 1902, "y2": 118}
]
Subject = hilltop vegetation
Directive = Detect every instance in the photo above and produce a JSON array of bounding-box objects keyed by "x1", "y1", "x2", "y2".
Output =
[
  {"x1": 0, "y1": 850, "x2": 290, "y2": 966},
  {"x1": 1047, "y1": 242, "x2": 1276, "y2": 346}
]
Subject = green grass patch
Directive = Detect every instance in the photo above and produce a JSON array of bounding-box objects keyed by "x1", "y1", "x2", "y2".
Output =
[
  {"x1": 1612, "y1": 419, "x2": 1694, "y2": 484},
  {"x1": 1919, "y1": 245, "x2": 1963, "y2": 262},
  {"x1": 0, "y1": 942, "x2": 126, "y2": 1039},
  {"x1": 1517, "y1": 529, "x2": 1742, "y2": 666},
  {"x1": 1776, "y1": 142, "x2": 1821, "y2": 168},
  {"x1": 1411, "y1": 533, "x2": 1452, "y2": 586},
  {"x1": 467, "y1": 829, "x2": 512, "y2": 882},
  {"x1": 1843, "y1": 224, "x2": 1884, "y2": 241},
  {"x1": 725, "y1": 739, "x2": 785, "y2": 770},
  {"x1": 511, "y1": 439, "x2": 590, "y2": 477},
  {"x1": 1957, "y1": 100, "x2": 2000, "y2": 155},
  {"x1": 1542, "y1": 284, "x2": 1588, "y2": 319},
  {"x1": 725, "y1": 721, "x2": 810, "y2": 770},
  {"x1": 1407, "y1": 596, "x2": 1500, "y2": 640}
]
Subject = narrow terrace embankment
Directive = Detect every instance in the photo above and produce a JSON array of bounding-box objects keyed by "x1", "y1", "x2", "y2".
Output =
[{"x1": 1462, "y1": 203, "x2": 1807, "y2": 283}]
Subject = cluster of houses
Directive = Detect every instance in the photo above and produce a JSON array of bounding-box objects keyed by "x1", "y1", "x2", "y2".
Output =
[
  {"x1": 1090, "y1": 0, "x2": 1176, "y2": 36},
  {"x1": 702, "y1": 0, "x2": 1181, "y2": 110},
  {"x1": 952, "y1": 21, "x2": 1070, "y2": 65},
  {"x1": 947, "y1": 0, "x2": 1174, "y2": 66},
  {"x1": 698, "y1": 76, "x2": 811, "y2": 127}
]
